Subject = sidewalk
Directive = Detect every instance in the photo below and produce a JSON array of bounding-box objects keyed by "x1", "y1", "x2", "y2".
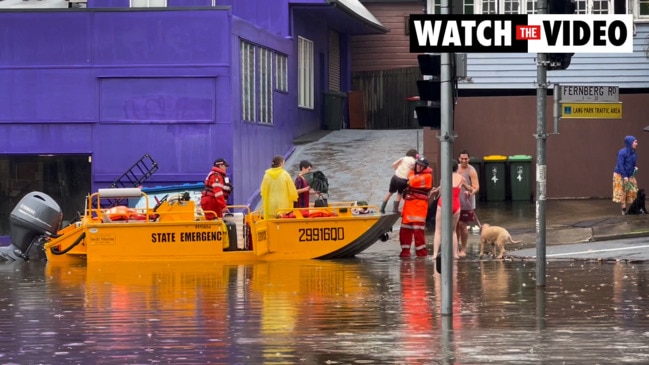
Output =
[
  {"x1": 288, "y1": 129, "x2": 649, "y2": 250},
  {"x1": 288, "y1": 129, "x2": 424, "y2": 207},
  {"x1": 470, "y1": 199, "x2": 649, "y2": 248}
]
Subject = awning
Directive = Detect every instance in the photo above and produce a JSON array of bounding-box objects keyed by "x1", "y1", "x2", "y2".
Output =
[{"x1": 291, "y1": 0, "x2": 389, "y2": 35}]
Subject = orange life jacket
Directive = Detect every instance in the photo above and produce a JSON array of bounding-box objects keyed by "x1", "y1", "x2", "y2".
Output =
[{"x1": 404, "y1": 167, "x2": 433, "y2": 200}]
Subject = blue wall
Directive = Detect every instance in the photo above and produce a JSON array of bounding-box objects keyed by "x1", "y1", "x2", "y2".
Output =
[
  {"x1": 230, "y1": 17, "x2": 296, "y2": 208},
  {"x1": 292, "y1": 11, "x2": 330, "y2": 136},
  {"x1": 0, "y1": 8, "x2": 278, "y2": 207},
  {"x1": 0, "y1": 3, "x2": 349, "y2": 208}
]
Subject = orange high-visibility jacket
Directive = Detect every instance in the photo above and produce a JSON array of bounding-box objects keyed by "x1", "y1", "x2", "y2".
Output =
[{"x1": 402, "y1": 167, "x2": 433, "y2": 224}]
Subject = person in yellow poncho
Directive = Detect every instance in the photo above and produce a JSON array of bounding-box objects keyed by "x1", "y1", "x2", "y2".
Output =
[{"x1": 260, "y1": 155, "x2": 298, "y2": 219}]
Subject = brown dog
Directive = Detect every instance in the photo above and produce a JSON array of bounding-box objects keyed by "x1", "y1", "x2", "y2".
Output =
[{"x1": 479, "y1": 224, "x2": 522, "y2": 259}]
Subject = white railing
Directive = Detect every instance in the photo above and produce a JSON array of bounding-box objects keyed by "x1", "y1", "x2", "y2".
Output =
[{"x1": 0, "y1": 0, "x2": 72, "y2": 8}]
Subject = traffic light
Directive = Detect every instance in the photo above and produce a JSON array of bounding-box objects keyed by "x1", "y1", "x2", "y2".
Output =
[
  {"x1": 415, "y1": 54, "x2": 441, "y2": 129},
  {"x1": 548, "y1": 53, "x2": 573, "y2": 70},
  {"x1": 548, "y1": 0, "x2": 576, "y2": 70}
]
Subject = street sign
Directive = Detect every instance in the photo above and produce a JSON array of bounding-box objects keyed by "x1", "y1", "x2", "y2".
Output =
[
  {"x1": 561, "y1": 85, "x2": 619, "y2": 102},
  {"x1": 561, "y1": 102, "x2": 622, "y2": 119}
]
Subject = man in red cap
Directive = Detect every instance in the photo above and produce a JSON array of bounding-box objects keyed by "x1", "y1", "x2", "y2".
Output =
[{"x1": 201, "y1": 158, "x2": 229, "y2": 219}]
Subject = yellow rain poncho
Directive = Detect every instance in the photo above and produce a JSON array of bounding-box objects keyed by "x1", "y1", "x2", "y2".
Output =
[{"x1": 260, "y1": 167, "x2": 298, "y2": 219}]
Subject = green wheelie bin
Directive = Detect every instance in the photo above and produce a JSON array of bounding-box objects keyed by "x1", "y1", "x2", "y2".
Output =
[
  {"x1": 508, "y1": 155, "x2": 533, "y2": 201},
  {"x1": 483, "y1": 155, "x2": 507, "y2": 201}
]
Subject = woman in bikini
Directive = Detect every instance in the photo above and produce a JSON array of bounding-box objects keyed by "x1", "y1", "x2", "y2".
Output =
[{"x1": 431, "y1": 159, "x2": 475, "y2": 259}]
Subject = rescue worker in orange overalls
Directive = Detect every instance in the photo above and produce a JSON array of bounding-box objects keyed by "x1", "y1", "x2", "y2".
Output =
[
  {"x1": 201, "y1": 158, "x2": 229, "y2": 220},
  {"x1": 399, "y1": 157, "x2": 433, "y2": 258}
]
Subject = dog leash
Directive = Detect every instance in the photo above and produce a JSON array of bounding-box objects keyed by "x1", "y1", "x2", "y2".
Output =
[{"x1": 473, "y1": 209, "x2": 482, "y2": 227}]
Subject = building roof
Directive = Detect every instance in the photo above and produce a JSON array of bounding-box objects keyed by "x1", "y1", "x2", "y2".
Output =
[
  {"x1": 327, "y1": 0, "x2": 388, "y2": 33},
  {"x1": 291, "y1": 0, "x2": 389, "y2": 35}
]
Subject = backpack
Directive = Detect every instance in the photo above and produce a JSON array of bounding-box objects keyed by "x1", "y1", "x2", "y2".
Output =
[{"x1": 310, "y1": 171, "x2": 329, "y2": 196}]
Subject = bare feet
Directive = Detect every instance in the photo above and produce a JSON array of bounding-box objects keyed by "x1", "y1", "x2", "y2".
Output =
[{"x1": 458, "y1": 251, "x2": 467, "y2": 257}]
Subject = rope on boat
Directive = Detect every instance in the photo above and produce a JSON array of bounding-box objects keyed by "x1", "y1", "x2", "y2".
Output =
[{"x1": 49, "y1": 232, "x2": 86, "y2": 256}]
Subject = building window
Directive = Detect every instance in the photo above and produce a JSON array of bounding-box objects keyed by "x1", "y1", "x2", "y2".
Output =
[
  {"x1": 298, "y1": 36, "x2": 314, "y2": 109},
  {"x1": 429, "y1": 0, "x2": 476, "y2": 14},
  {"x1": 130, "y1": 0, "x2": 167, "y2": 7},
  {"x1": 479, "y1": 0, "x2": 527, "y2": 13},
  {"x1": 434, "y1": 1, "x2": 441, "y2": 14},
  {"x1": 241, "y1": 40, "x2": 256, "y2": 122},
  {"x1": 478, "y1": 0, "x2": 627, "y2": 14},
  {"x1": 258, "y1": 48, "x2": 273, "y2": 125},
  {"x1": 464, "y1": 0, "x2": 475, "y2": 14},
  {"x1": 275, "y1": 53, "x2": 288, "y2": 93},
  {"x1": 240, "y1": 40, "x2": 281, "y2": 124},
  {"x1": 503, "y1": 0, "x2": 521, "y2": 13},
  {"x1": 640, "y1": 0, "x2": 649, "y2": 16},
  {"x1": 591, "y1": 0, "x2": 610, "y2": 13},
  {"x1": 481, "y1": 0, "x2": 497, "y2": 13},
  {"x1": 574, "y1": 0, "x2": 609, "y2": 13}
]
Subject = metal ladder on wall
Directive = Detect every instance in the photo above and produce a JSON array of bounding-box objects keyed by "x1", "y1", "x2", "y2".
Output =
[{"x1": 106, "y1": 153, "x2": 159, "y2": 207}]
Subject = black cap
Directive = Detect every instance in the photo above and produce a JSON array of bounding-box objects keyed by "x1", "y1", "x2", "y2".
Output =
[{"x1": 214, "y1": 158, "x2": 229, "y2": 167}]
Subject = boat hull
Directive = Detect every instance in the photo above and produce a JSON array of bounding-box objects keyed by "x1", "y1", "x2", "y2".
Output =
[
  {"x1": 255, "y1": 213, "x2": 399, "y2": 260},
  {"x1": 46, "y1": 213, "x2": 398, "y2": 263},
  {"x1": 41, "y1": 189, "x2": 399, "y2": 263}
]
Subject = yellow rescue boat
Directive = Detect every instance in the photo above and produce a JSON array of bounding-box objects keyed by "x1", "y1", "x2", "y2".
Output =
[{"x1": 5, "y1": 188, "x2": 399, "y2": 263}]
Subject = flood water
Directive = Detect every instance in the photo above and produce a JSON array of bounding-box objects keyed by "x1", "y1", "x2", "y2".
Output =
[{"x1": 0, "y1": 254, "x2": 648, "y2": 364}]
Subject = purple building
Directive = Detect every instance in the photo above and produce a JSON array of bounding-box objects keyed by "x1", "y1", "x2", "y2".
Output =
[{"x1": 0, "y1": 0, "x2": 387, "y2": 241}]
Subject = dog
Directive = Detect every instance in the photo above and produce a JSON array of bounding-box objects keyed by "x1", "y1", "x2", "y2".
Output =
[
  {"x1": 479, "y1": 223, "x2": 522, "y2": 259},
  {"x1": 626, "y1": 189, "x2": 647, "y2": 215}
]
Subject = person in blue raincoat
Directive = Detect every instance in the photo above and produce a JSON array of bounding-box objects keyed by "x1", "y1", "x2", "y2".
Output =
[
  {"x1": 260, "y1": 155, "x2": 298, "y2": 219},
  {"x1": 613, "y1": 135, "x2": 638, "y2": 215}
]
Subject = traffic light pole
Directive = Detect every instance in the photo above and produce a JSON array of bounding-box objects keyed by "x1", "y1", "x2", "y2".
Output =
[
  {"x1": 434, "y1": 0, "x2": 455, "y2": 316},
  {"x1": 535, "y1": 0, "x2": 548, "y2": 287},
  {"x1": 440, "y1": 49, "x2": 454, "y2": 316}
]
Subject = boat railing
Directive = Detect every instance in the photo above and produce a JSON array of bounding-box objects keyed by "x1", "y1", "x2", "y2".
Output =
[
  {"x1": 224, "y1": 205, "x2": 251, "y2": 215},
  {"x1": 327, "y1": 201, "x2": 356, "y2": 207},
  {"x1": 272, "y1": 202, "x2": 380, "y2": 219},
  {"x1": 194, "y1": 205, "x2": 251, "y2": 222},
  {"x1": 88, "y1": 188, "x2": 151, "y2": 222},
  {"x1": 328, "y1": 201, "x2": 381, "y2": 215}
]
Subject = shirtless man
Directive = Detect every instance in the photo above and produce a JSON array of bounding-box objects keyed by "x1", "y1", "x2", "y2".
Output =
[{"x1": 456, "y1": 150, "x2": 480, "y2": 257}]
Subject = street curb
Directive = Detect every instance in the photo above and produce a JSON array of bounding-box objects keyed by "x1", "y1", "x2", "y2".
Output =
[{"x1": 591, "y1": 229, "x2": 649, "y2": 242}]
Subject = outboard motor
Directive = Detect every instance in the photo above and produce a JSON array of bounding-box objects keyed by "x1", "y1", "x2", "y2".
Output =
[{"x1": 2, "y1": 192, "x2": 63, "y2": 261}]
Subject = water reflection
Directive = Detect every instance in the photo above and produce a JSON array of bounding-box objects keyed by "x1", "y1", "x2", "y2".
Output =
[
  {"x1": 399, "y1": 260, "x2": 435, "y2": 363},
  {"x1": 0, "y1": 259, "x2": 647, "y2": 363}
]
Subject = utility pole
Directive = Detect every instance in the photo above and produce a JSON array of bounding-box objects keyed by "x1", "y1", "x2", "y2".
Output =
[
  {"x1": 431, "y1": 0, "x2": 455, "y2": 315},
  {"x1": 535, "y1": 0, "x2": 548, "y2": 287}
]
